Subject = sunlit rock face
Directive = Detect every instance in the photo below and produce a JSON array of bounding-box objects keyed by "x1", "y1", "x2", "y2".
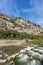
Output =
[{"x1": 0, "y1": 14, "x2": 43, "y2": 35}]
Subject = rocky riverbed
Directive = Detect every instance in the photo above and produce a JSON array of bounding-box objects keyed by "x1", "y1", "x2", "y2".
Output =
[{"x1": 0, "y1": 46, "x2": 43, "y2": 65}]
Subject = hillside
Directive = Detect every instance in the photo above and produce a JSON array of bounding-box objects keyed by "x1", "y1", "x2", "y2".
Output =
[
  {"x1": 0, "y1": 14, "x2": 43, "y2": 35},
  {"x1": 0, "y1": 14, "x2": 43, "y2": 45}
]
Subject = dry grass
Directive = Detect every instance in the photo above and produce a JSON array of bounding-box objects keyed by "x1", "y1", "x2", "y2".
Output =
[{"x1": 0, "y1": 45, "x2": 25, "y2": 55}]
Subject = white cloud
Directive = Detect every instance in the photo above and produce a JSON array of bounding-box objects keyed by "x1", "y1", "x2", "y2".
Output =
[
  {"x1": 36, "y1": 19, "x2": 43, "y2": 24},
  {"x1": 21, "y1": 0, "x2": 43, "y2": 15},
  {"x1": 21, "y1": 0, "x2": 43, "y2": 27}
]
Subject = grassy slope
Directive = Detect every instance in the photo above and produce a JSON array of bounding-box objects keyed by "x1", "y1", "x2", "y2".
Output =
[{"x1": 0, "y1": 30, "x2": 43, "y2": 45}]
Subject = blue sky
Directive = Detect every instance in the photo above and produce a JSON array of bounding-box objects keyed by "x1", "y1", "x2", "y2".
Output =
[{"x1": 0, "y1": 0, "x2": 43, "y2": 27}]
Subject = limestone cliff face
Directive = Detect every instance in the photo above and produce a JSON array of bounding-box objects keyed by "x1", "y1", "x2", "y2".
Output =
[{"x1": 0, "y1": 14, "x2": 43, "y2": 35}]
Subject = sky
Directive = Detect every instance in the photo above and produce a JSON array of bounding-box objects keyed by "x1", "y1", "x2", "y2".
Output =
[{"x1": 0, "y1": 0, "x2": 43, "y2": 27}]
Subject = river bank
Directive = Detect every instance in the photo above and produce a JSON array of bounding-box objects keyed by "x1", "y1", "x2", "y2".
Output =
[{"x1": 0, "y1": 39, "x2": 39, "y2": 47}]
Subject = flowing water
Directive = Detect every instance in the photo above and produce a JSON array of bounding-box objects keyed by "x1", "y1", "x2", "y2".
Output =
[{"x1": 0, "y1": 46, "x2": 43, "y2": 65}]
